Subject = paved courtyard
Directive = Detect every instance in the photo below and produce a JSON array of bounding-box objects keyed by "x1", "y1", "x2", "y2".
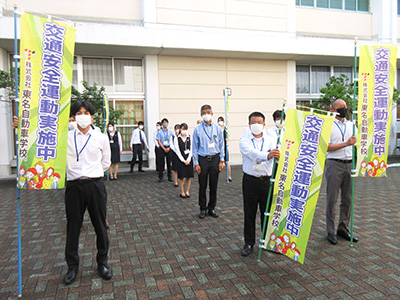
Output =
[{"x1": 1, "y1": 162, "x2": 400, "y2": 300}]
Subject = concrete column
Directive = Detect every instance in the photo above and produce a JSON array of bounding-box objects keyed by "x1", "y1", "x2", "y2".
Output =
[
  {"x1": 142, "y1": 0, "x2": 157, "y2": 26},
  {"x1": 143, "y1": 55, "x2": 159, "y2": 169},
  {"x1": 287, "y1": 60, "x2": 296, "y2": 107}
]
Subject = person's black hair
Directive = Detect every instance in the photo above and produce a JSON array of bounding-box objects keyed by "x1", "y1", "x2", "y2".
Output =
[
  {"x1": 248, "y1": 111, "x2": 265, "y2": 123},
  {"x1": 161, "y1": 118, "x2": 169, "y2": 124},
  {"x1": 174, "y1": 124, "x2": 181, "y2": 130},
  {"x1": 200, "y1": 104, "x2": 212, "y2": 114},
  {"x1": 156, "y1": 122, "x2": 161, "y2": 126},
  {"x1": 138, "y1": 121, "x2": 144, "y2": 126},
  {"x1": 108, "y1": 122, "x2": 114, "y2": 127},
  {"x1": 180, "y1": 123, "x2": 188, "y2": 130},
  {"x1": 217, "y1": 116, "x2": 224, "y2": 122},
  {"x1": 272, "y1": 110, "x2": 285, "y2": 121},
  {"x1": 71, "y1": 101, "x2": 95, "y2": 116}
]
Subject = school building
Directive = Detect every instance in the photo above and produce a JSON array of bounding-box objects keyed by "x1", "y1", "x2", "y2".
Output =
[{"x1": 0, "y1": 0, "x2": 399, "y2": 176}]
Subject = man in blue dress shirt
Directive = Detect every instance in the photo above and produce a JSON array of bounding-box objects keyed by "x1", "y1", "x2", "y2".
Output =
[
  {"x1": 192, "y1": 105, "x2": 225, "y2": 219},
  {"x1": 156, "y1": 118, "x2": 174, "y2": 183}
]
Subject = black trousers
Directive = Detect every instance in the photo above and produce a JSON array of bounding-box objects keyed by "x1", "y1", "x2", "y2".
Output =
[
  {"x1": 242, "y1": 173, "x2": 271, "y2": 246},
  {"x1": 198, "y1": 155, "x2": 220, "y2": 211},
  {"x1": 131, "y1": 144, "x2": 143, "y2": 170},
  {"x1": 155, "y1": 146, "x2": 161, "y2": 172},
  {"x1": 65, "y1": 178, "x2": 109, "y2": 269},
  {"x1": 158, "y1": 148, "x2": 172, "y2": 180}
]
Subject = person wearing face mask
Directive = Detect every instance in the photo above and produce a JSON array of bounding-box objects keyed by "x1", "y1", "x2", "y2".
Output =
[
  {"x1": 68, "y1": 116, "x2": 78, "y2": 131},
  {"x1": 239, "y1": 112, "x2": 280, "y2": 256},
  {"x1": 153, "y1": 122, "x2": 162, "y2": 173},
  {"x1": 170, "y1": 124, "x2": 181, "y2": 187},
  {"x1": 64, "y1": 101, "x2": 112, "y2": 284},
  {"x1": 325, "y1": 99, "x2": 358, "y2": 245},
  {"x1": 107, "y1": 122, "x2": 122, "y2": 180},
  {"x1": 156, "y1": 118, "x2": 174, "y2": 183},
  {"x1": 130, "y1": 121, "x2": 150, "y2": 173},
  {"x1": 217, "y1": 116, "x2": 232, "y2": 182},
  {"x1": 192, "y1": 104, "x2": 225, "y2": 219},
  {"x1": 174, "y1": 123, "x2": 194, "y2": 198},
  {"x1": 266, "y1": 110, "x2": 285, "y2": 141}
]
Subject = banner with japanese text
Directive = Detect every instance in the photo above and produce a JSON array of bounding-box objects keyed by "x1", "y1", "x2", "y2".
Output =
[
  {"x1": 356, "y1": 45, "x2": 397, "y2": 177},
  {"x1": 17, "y1": 13, "x2": 76, "y2": 189},
  {"x1": 263, "y1": 108, "x2": 334, "y2": 264}
]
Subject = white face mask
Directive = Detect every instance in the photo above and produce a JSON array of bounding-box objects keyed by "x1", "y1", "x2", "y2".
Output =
[
  {"x1": 139, "y1": 125, "x2": 144, "y2": 130},
  {"x1": 218, "y1": 121, "x2": 224, "y2": 126},
  {"x1": 175, "y1": 130, "x2": 180, "y2": 135},
  {"x1": 181, "y1": 130, "x2": 188, "y2": 136},
  {"x1": 250, "y1": 123, "x2": 264, "y2": 135},
  {"x1": 156, "y1": 125, "x2": 161, "y2": 130},
  {"x1": 108, "y1": 126, "x2": 114, "y2": 132},
  {"x1": 163, "y1": 123, "x2": 168, "y2": 128},
  {"x1": 275, "y1": 120, "x2": 284, "y2": 128},
  {"x1": 202, "y1": 114, "x2": 212, "y2": 122},
  {"x1": 75, "y1": 114, "x2": 92, "y2": 129},
  {"x1": 68, "y1": 121, "x2": 77, "y2": 131}
]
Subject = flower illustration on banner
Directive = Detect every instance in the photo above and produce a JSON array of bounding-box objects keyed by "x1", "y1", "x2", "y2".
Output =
[
  {"x1": 23, "y1": 48, "x2": 36, "y2": 60},
  {"x1": 284, "y1": 139, "x2": 295, "y2": 150},
  {"x1": 361, "y1": 72, "x2": 370, "y2": 82}
]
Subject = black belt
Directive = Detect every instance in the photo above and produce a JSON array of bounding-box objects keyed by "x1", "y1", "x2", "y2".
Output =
[
  {"x1": 69, "y1": 177, "x2": 102, "y2": 184},
  {"x1": 329, "y1": 159, "x2": 352, "y2": 164},
  {"x1": 244, "y1": 173, "x2": 270, "y2": 181},
  {"x1": 200, "y1": 154, "x2": 219, "y2": 161}
]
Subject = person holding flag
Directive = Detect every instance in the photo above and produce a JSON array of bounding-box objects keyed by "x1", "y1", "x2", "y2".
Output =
[
  {"x1": 239, "y1": 112, "x2": 280, "y2": 256},
  {"x1": 326, "y1": 99, "x2": 359, "y2": 245}
]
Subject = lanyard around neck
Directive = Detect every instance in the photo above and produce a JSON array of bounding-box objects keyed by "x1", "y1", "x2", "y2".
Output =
[
  {"x1": 252, "y1": 137, "x2": 264, "y2": 152},
  {"x1": 74, "y1": 130, "x2": 92, "y2": 161},
  {"x1": 334, "y1": 120, "x2": 346, "y2": 141},
  {"x1": 202, "y1": 123, "x2": 213, "y2": 141}
]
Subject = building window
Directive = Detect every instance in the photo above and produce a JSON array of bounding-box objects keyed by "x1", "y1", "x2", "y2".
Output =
[
  {"x1": 297, "y1": 0, "x2": 369, "y2": 12},
  {"x1": 72, "y1": 56, "x2": 78, "y2": 90},
  {"x1": 296, "y1": 65, "x2": 353, "y2": 97},
  {"x1": 311, "y1": 66, "x2": 330, "y2": 93},
  {"x1": 114, "y1": 59, "x2": 143, "y2": 93},
  {"x1": 83, "y1": 57, "x2": 113, "y2": 92},
  {"x1": 115, "y1": 100, "x2": 144, "y2": 151}
]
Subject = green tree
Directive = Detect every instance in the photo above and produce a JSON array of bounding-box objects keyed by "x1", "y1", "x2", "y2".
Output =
[
  {"x1": 71, "y1": 81, "x2": 123, "y2": 131},
  {"x1": 0, "y1": 67, "x2": 19, "y2": 101}
]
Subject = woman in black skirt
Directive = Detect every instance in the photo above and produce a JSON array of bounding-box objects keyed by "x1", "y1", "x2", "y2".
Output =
[
  {"x1": 107, "y1": 122, "x2": 122, "y2": 180},
  {"x1": 173, "y1": 123, "x2": 194, "y2": 198},
  {"x1": 170, "y1": 124, "x2": 181, "y2": 187}
]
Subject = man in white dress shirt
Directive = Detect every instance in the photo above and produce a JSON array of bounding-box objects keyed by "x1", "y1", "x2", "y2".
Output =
[
  {"x1": 153, "y1": 122, "x2": 162, "y2": 172},
  {"x1": 239, "y1": 112, "x2": 280, "y2": 256},
  {"x1": 266, "y1": 110, "x2": 285, "y2": 141},
  {"x1": 64, "y1": 101, "x2": 112, "y2": 284},
  {"x1": 130, "y1": 121, "x2": 150, "y2": 173},
  {"x1": 326, "y1": 99, "x2": 359, "y2": 245}
]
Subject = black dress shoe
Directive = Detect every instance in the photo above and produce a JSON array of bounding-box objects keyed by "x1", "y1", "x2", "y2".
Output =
[
  {"x1": 198, "y1": 210, "x2": 206, "y2": 219},
  {"x1": 64, "y1": 267, "x2": 78, "y2": 285},
  {"x1": 240, "y1": 244, "x2": 253, "y2": 256},
  {"x1": 138, "y1": 169, "x2": 145, "y2": 172},
  {"x1": 98, "y1": 264, "x2": 112, "y2": 280},
  {"x1": 158, "y1": 178, "x2": 163, "y2": 183},
  {"x1": 337, "y1": 229, "x2": 359, "y2": 242},
  {"x1": 168, "y1": 178, "x2": 173, "y2": 182},
  {"x1": 174, "y1": 184, "x2": 179, "y2": 187},
  {"x1": 208, "y1": 210, "x2": 219, "y2": 218},
  {"x1": 327, "y1": 233, "x2": 338, "y2": 245},
  {"x1": 180, "y1": 193, "x2": 186, "y2": 198}
]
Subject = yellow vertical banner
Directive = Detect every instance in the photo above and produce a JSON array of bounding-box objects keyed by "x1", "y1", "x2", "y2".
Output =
[
  {"x1": 17, "y1": 13, "x2": 76, "y2": 189},
  {"x1": 356, "y1": 45, "x2": 397, "y2": 177},
  {"x1": 263, "y1": 108, "x2": 334, "y2": 264}
]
